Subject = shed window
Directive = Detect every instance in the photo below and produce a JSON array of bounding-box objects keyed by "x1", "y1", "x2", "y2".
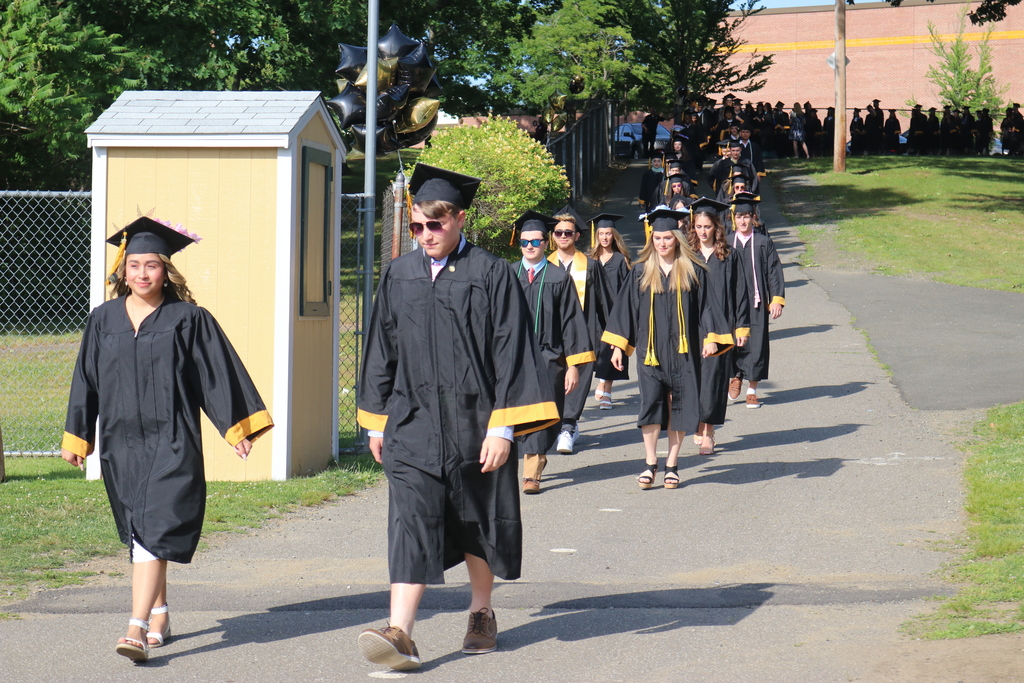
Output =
[{"x1": 300, "y1": 147, "x2": 332, "y2": 316}]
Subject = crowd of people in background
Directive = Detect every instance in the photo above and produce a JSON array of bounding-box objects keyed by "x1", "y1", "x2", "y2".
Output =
[{"x1": 642, "y1": 94, "x2": 1024, "y2": 160}]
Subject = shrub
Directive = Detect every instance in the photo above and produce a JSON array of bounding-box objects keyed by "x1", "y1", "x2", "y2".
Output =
[{"x1": 415, "y1": 118, "x2": 569, "y2": 260}]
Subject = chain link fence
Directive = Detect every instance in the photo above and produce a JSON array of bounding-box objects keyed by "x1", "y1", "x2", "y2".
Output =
[
  {"x1": 340, "y1": 192, "x2": 372, "y2": 450},
  {"x1": 0, "y1": 191, "x2": 92, "y2": 455}
]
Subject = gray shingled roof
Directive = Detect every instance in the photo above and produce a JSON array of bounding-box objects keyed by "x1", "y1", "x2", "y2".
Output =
[{"x1": 86, "y1": 91, "x2": 326, "y2": 135}]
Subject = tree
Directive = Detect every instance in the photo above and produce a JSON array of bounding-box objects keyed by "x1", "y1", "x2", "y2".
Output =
[
  {"x1": 491, "y1": 0, "x2": 648, "y2": 111},
  {"x1": 0, "y1": 0, "x2": 140, "y2": 189},
  {"x1": 882, "y1": 0, "x2": 1019, "y2": 25},
  {"x1": 923, "y1": 5, "x2": 1008, "y2": 113},
  {"x1": 624, "y1": 0, "x2": 774, "y2": 113}
]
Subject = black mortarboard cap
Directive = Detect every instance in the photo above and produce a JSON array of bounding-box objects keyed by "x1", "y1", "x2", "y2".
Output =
[
  {"x1": 872, "y1": 98, "x2": 881, "y2": 104},
  {"x1": 731, "y1": 165, "x2": 750, "y2": 179},
  {"x1": 644, "y1": 208, "x2": 688, "y2": 233},
  {"x1": 775, "y1": 101, "x2": 785, "y2": 108},
  {"x1": 739, "y1": 124, "x2": 752, "y2": 132},
  {"x1": 515, "y1": 210, "x2": 557, "y2": 237},
  {"x1": 688, "y1": 197, "x2": 729, "y2": 216},
  {"x1": 731, "y1": 192, "x2": 761, "y2": 214},
  {"x1": 409, "y1": 164, "x2": 481, "y2": 209},
  {"x1": 552, "y1": 204, "x2": 585, "y2": 233},
  {"x1": 590, "y1": 213, "x2": 623, "y2": 229},
  {"x1": 106, "y1": 216, "x2": 198, "y2": 257}
]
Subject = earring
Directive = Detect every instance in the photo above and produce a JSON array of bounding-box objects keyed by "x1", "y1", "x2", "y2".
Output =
[{"x1": 163, "y1": 281, "x2": 169, "y2": 288}]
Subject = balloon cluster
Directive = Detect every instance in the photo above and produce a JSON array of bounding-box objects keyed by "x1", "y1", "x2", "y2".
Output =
[
  {"x1": 327, "y1": 24, "x2": 442, "y2": 156},
  {"x1": 544, "y1": 90, "x2": 569, "y2": 135}
]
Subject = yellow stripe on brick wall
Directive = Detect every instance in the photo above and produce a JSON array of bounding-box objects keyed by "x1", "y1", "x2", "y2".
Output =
[{"x1": 736, "y1": 30, "x2": 1024, "y2": 53}]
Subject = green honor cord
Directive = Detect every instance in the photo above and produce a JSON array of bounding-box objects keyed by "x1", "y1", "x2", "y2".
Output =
[{"x1": 516, "y1": 262, "x2": 546, "y2": 334}]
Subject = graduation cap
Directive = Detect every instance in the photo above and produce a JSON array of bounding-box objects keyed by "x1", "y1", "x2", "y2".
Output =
[
  {"x1": 688, "y1": 197, "x2": 729, "y2": 216},
  {"x1": 408, "y1": 164, "x2": 481, "y2": 209},
  {"x1": 739, "y1": 124, "x2": 752, "y2": 133},
  {"x1": 872, "y1": 98, "x2": 881, "y2": 104},
  {"x1": 730, "y1": 192, "x2": 761, "y2": 215},
  {"x1": 642, "y1": 207, "x2": 688, "y2": 238},
  {"x1": 105, "y1": 216, "x2": 200, "y2": 285},
  {"x1": 512, "y1": 210, "x2": 557, "y2": 246},
  {"x1": 928, "y1": 107, "x2": 937, "y2": 112},
  {"x1": 730, "y1": 165, "x2": 751, "y2": 180},
  {"x1": 774, "y1": 101, "x2": 785, "y2": 109},
  {"x1": 551, "y1": 204, "x2": 584, "y2": 233}
]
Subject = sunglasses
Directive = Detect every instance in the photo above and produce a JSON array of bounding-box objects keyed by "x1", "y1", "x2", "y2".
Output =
[
  {"x1": 409, "y1": 220, "x2": 445, "y2": 235},
  {"x1": 519, "y1": 238, "x2": 545, "y2": 248},
  {"x1": 552, "y1": 230, "x2": 577, "y2": 238}
]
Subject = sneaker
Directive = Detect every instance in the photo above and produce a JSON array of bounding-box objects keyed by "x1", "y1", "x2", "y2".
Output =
[
  {"x1": 745, "y1": 393, "x2": 761, "y2": 409},
  {"x1": 556, "y1": 427, "x2": 575, "y2": 454},
  {"x1": 462, "y1": 608, "x2": 498, "y2": 654},
  {"x1": 728, "y1": 377, "x2": 742, "y2": 401},
  {"x1": 522, "y1": 477, "x2": 541, "y2": 495},
  {"x1": 358, "y1": 625, "x2": 421, "y2": 670}
]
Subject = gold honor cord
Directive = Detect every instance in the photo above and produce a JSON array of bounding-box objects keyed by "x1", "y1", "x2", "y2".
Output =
[
  {"x1": 644, "y1": 293, "x2": 659, "y2": 366},
  {"x1": 643, "y1": 273, "x2": 688, "y2": 367}
]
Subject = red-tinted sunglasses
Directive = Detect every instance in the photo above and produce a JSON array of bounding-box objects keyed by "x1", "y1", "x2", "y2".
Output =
[{"x1": 410, "y1": 221, "x2": 445, "y2": 235}]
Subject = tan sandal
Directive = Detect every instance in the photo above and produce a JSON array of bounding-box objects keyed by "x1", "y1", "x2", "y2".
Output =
[
  {"x1": 699, "y1": 435, "x2": 715, "y2": 456},
  {"x1": 637, "y1": 462, "x2": 657, "y2": 490}
]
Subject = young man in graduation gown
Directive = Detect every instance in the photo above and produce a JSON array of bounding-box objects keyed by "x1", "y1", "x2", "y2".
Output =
[
  {"x1": 514, "y1": 211, "x2": 595, "y2": 494},
  {"x1": 726, "y1": 194, "x2": 785, "y2": 409},
  {"x1": 638, "y1": 154, "x2": 665, "y2": 210},
  {"x1": 357, "y1": 166, "x2": 560, "y2": 670},
  {"x1": 549, "y1": 204, "x2": 614, "y2": 454}
]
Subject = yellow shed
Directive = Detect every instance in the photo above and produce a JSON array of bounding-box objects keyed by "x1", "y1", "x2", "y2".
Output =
[{"x1": 85, "y1": 91, "x2": 346, "y2": 481}]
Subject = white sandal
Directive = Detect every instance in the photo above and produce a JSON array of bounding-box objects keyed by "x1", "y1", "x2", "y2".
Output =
[
  {"x1": 596, "y1": 391, "x2": 613, "y2": 409},
  {"x1": 115, "y1": 617, "x2": 150, "y2": 662},
  {"x1": 147, "y1": 604, "x2": 171, "y2": 647}
]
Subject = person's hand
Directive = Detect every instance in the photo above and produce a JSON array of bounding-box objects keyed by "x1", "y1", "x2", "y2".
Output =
[
  {"x1": 737, "y1": 335, "x2": 749, "y2": 347},
  {"x1": 611, "y1": 347, "x2": 624, "y2": 371},
  {"x1": 61, "y1": 448, "x2": 85, "y2": 471},
  {"x1": 479, "y1": 436, "x2": 511, "y2": 473},
  {"x1": 769, "y1": 302, "x2": 783, "y2": 319},
  {"x1": 564, "y1": 365, "x2": 580, "y2": 394},
  {"x1": 369, "y1": 436, "x2": 383, "y2": 464},
  {"x1": 702, "y1": 341, "x2": 719, "y2": 358},
  {"x1": 234, "y1": 439, "x2": 252, "y2": 460}
]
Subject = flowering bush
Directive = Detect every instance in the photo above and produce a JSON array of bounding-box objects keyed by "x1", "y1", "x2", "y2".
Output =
[{"x1": 416, "y1": 118, "x2": 569, "y2": 259}]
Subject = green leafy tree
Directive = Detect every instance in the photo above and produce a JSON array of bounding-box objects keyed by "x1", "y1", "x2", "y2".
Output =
[
  {"x1": 0, "y1": 0, "x2": 140, "y2": 189},
  {"x1": 624, "y1": 0, "x2": 774, "y2": 113},
  {"x1": 415, "y1": 118, "x2": 569, "y2": 260},
  {"x1": 493, "y1": 0, "x2": 647, "y2": 110},
  {"x1": 924, "y1": 5, "x2": 1008, "y2": 113},
  {"x1": 882, "y1": 0, "x2": 1019, "y2": 25}
]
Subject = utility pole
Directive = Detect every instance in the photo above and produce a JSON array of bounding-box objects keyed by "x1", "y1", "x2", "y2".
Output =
[{"x1": 834, "y1": 0, "x2": 847, "y2": 172}]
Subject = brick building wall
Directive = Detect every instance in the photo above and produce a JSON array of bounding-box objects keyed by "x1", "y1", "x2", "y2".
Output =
[{"x1": 721, "y1": 0, "x2": 1022, "y2": 125}]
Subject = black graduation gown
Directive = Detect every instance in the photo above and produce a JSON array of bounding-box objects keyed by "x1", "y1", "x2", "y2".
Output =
[
  {"x1": 697, "y1": 249, "x2": 750, "y2": 426},
  {"x1": 358, "y1": 241, "x2": 558, "y2": 584},
  {"x1": 547, "y1": 251, "x2": 613, "y2": 422},
  {"x1": 639, "y1": 168, "x2": 665, "y2": 208},
  {"x1": 727, "y1": 230, "x2": 786, "y2": 382},
  {"x1": 594, "y1": 252, "x2": 630, "y2": 382},
  {"x1": 62, "y1": 297, "x2": 273, "y2": 563},
  {"x1": 602, "y1": 263, "x2": 734, "y2": 433},
  {"x1": 514, "y1": 261, "x2": 594, "y2": 455}
]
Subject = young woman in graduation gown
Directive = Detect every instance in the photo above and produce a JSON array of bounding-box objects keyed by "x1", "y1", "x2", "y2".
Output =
[
  {"x1": 688, "y1": 200, "x2": 750, "y2": 456},
  {"x1": 602, "y1": 209, "x2": 734, "y2": 490},
  {"x1": 60, "y1": 217, "x2": 273, "y2": 663},
  {"x1": 586, "y1": 214, "x2": 631, "y2": 409}
]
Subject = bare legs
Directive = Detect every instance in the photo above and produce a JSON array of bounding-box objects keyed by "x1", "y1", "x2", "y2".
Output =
[
  {"x1": 388, "y1": 553, "x2": 494, "y2": 637},
  {"x1": 122, "y1": 559, "x2": 167, "y2": 645}
]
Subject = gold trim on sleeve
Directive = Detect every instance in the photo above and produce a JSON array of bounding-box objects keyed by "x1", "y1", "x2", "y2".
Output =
[
  {"x1": 565, "y1": 351, "x2": 597, "y2": 366},
  {"x1": 488, "y1": 402, "x2": 560, "y2": 434},
  {"x1": 225, "y1": 410, "x2": 275, "y2": 446},
  {"x1": 771, "y1": 296, "x2": 786, "y2": 306},
  {"x1": 357, "y1": 409, "x2": 389, "y2": 433},
  {"x1": 735, "y1": 327, "x2": 751, "y2": 338},
  {"x1": 600, "y1": 331, "x2": 635, "y2": 357},
  {"x1": 61, "y1": 431, "x2": 93, "y2": 458}
]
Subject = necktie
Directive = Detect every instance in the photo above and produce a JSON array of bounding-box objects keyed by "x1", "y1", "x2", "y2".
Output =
[{"x1": 528, "y1": 268, "x2": 535, "y2": 283}]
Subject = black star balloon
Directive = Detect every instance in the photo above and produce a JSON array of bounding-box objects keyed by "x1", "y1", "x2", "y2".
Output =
[
  {"x1": 395, "y1": 43, "x2": 436, "y2": 93},
  {"x1": 325, "y1": 82, "x2": 366, "y2": 129},
  {"x1": 335, "y1": 43, "x2": 367, "y2": 83},
  {"x1": 377, "y1": 23, "x2": 420, "y2": 60},
  {"x1": 375, "y1": 84, "x2": 410, "y2": 123}
]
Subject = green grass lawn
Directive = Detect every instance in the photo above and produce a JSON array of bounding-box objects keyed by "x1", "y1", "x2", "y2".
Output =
[
  {"x1": 770, "y1": 156, "x2": 1024, "y2": 291},
  {"x1": 0, "y1": 455, "x2": 382, "y2": 604}
]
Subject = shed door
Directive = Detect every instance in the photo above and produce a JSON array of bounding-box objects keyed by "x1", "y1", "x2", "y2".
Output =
[{"x1": 299, "y1": 146, "x2": 333, "y2": 317}]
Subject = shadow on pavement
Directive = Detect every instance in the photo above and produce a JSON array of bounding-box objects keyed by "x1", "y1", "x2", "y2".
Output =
[
  {"x1": 757, "y1": 381, "x2": 870, "y2": 403},
  {"x1": 725, "y1": 423, "x2": 863, "y2": 452},
  {"x1": 680, "y1": 457, "x2": 847, "y2": 487},
  {"x1": 770, "y1": 323, "x2": 837, "y2": 340}
]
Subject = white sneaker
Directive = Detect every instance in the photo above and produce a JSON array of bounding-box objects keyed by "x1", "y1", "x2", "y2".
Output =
[{"x1": 556, "y1": 427, "x2": 575, "y2": 454}]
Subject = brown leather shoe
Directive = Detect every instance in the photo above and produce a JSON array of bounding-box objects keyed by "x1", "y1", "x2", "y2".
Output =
[
  {"x1": 745, "y1": 393, "x2": 761, "y2": 409},
  {"x1": 358, "y1": 625, "x2": 421, "y2": 670},
  {"x1": 728, "y1": 377, "x2": 742, "y2": 401},
  {"x1": 462, "y1": 608, "x2": 498, "y2": 654},
  {"x1": 522, "y1": 478, "x2": 540, "y2": 495}
]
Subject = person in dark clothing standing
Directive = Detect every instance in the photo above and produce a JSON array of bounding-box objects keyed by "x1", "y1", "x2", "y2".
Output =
[
  {"x1": 883, "y1": 110, "x2": 902, "y2": 154},
  {"x1": 642, "y1": 113, "x2": 665, "y2": 158}
]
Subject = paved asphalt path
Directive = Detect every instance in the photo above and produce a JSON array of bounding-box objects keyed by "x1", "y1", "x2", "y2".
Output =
[{"x1": 0, "y1": 160, "x2": 990, "y2": 681}]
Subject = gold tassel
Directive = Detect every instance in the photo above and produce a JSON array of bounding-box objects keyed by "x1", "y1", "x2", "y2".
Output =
[
  {"x1": 676, "y1": 280, "x2": 689, "y2": 354},
  {"x1": 405, "y1": 188, "x2": 415, "y2": 238},
  {"x1": 590, "y1": 220, "x2": 595, "y2": 250},
  {"x1": 644, "y1": 295, "x2": 659, "y2": 366},
  {"x1": 106, "y1": 230, "x2": 127, "y2": 285},
  {"x1": 644, "y1": 216, "x2": 651, "y2": 243}
]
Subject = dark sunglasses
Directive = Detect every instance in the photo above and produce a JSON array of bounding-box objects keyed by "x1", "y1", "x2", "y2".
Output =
[
  {"x1": 552, "y1": 230, "x2": 577, "y2": 238},
  {"x1": 519, "y1": 238, "x2": 544, "y2": 248},
  {"x1": 409, "y1": 220, "x2": 445, "y2": 235}
]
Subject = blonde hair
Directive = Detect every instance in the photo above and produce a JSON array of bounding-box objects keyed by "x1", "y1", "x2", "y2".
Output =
[
  {"x1": 636, "y1": 229, "x2": 705, "y2": 294},
  {"x1": 587, "y1": 227, "x2": 632, "y2": 267},
  {"x1": 793, "y1": 103, "x2": 804, "y2": 116},
  {"x1": 108, "y1": 254, "x2": 196, "y2": 304}
]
